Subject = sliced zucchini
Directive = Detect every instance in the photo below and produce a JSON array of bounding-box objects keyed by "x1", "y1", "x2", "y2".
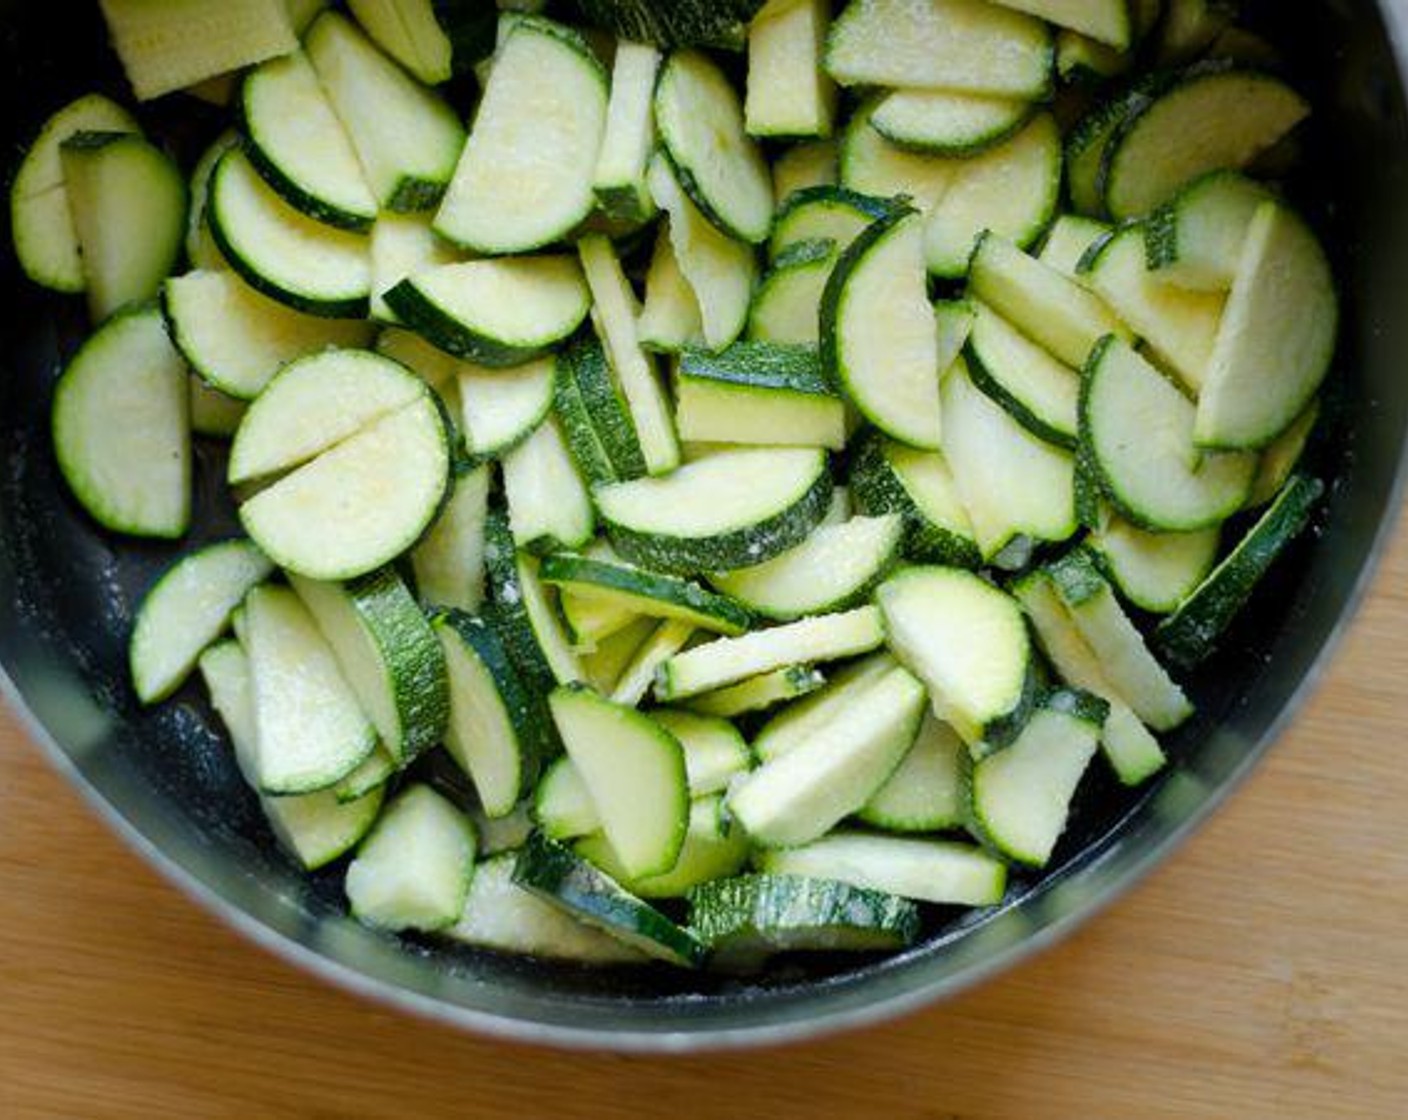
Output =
[
  {"x1": 859, "y1": 713, "x2": 966, "y2": 832},
  {"x1": 923, "y1": 111, "x2": 1062, "y2": 279},
  {"x1": 209, "y1": 148, "x2": 371, "y2": 319},
  {"x1": 1045, "y1": 550, "x2": 1193, "y2": 731},
  {"x1": 130, "y1": 540, "x2": 274, "y2": 704},
  {"x1": 164, "y1": 270, "x2": 374, "y2": 402},
  {"x1": 239, "y1": 395, "x2": 451, "y2": 581},
  {"x1": 332, "y1": 745, "x2": 396, "y2": 804},
  {"x1": 435, "y1": 609, "x2": 548, "y2": 818},
  {"x1": 512, "y1": 832, "x2": 706, "y2": 967},
  {"x1": 228, "y1": 348, "x2": 428, "y2": 486},
  {"x1": 288, "y1": 566, "x2": 449, "y2": 763},
  {"x1": 1013, "y1": 571, "x2": 1164, "y2": 782},
  {"x1": 638, "y1": 227, "x2": 704, "y2": 353},
  {"x1": 1088, "y1": 515, "x2": 1221, "y2": 614},
  {"x1": 752, "y1": 652, "x2": 897, "y2": 762},
  {"x1": 186, "y1": 130, "x2": 239, "y2": 272},
  {"x1": 727, "y1": 663, "x2": 925, "y2": 847},
  {"x1": 345, "y1": 784, "x2": 477, "y2": 932},
  {"x1": 306, "y1": 11, "x2": 466, "y2": 211},
  {"x1": 1143, "y1": 170, "x2": 1274, "y2": 291},
  {"x1": 369, "y1": 212, "x2": 462, "y2": 324},
  {"x1": 578, "y1": 233, "x2": 682, "y2": 474},
  {"x1": 840, "y1": 101, "x2": 959, "y2": 209},
  {"x1": 514, "y1": 553, "x2": 585, "y2": 686},
  {"x1": 1153, "y1": 0, "x2": 1232, "y2": 65},
  {"x1": 989, "y1": 0, "x2": 1131, "y2": 47},
  {"x1": 572, "y1": 0, "x2": 762, "y2": 51},
  {"x1": 1102, "y1": 69, "x2": 1309, "y2": 220},
  {"x1": 822, "y1": 206, "x2": 943, "y2": 450},
  {"x1": 1156, "y1": 474, "x2": 1325, "y2": 668},
  {"x1": 534, "y1": 755, "x2": 600, "y2": 841},
  {"x1": 456, "y1": 356, "x2": 555, "y2": 460},
  {"x1": 940, "y1": 357, "x2": 1076, "y2": 560},
  {"x1": 582, "y1": 616, "x2": 658, "y2": 695},
  {"x1": 60, "y1": 131, "x2": 186, "y2": 322},
  {"x1": 189, "y1": 377, "x2": 248, "y2": 439},
  {"x1": 540, "y1": 554, "x2": 753, "y2": 636},
  {"x1": 658, "y1": 606, "x2": 884, "y2": 702},
  {"x1": 502, "y1": 418, "x2": 594, "y2": 554},
  {"x1": 446, "y1": 852, "x2": 646, "y2": 964},
  {"x1": 965, "y1": 692, "x2": 1104, "y2": 868},
  {"x1": 825, "y1": 0, "x2": 1053, "y2": 98},
  {"x1": 871, "y1": 90, "x2": 1032, "y2": 157},
  {"x1": 51, "y1": 307, "x2": 191, "y2": 540},
  {"x1": 969, "y1": 231, "x2": 1127, "y2": 370},
  {"x1": 686, "y1": 665, "x2": 826, "y2": 718},
  {"x1": 674, "y1": 342, "x2": 846, "y2": 450},
  {"x1": 595, "y1": 447, "x2": 832, "y2": 574},
  {"x1": 656, "y1": 48, "x2": 773, "y2": 243},
  {"x1": 965, "y1": 300, "x2": 1080, "y2": 448},
  {"x1": 711, "y1": 514, "x2": 903, "y2": 622},
  {"x1": 576, "y1": 794, "x2": 750, "y2": 899},
  {"x1": 647, "y1": 156, "x2": 758, "y2": 353},
  {"x1": 10, "y1": 93, "x2": 138, "y2": 293},
  {"x1": 482, "y1": 511, "x2": 556, "y2": 694},
  {"x1": 240, "y1": 49, "x2": 378, "y2": 232},
  {"x1": 1194, "y1": 201, "x2": 1338, "y2": 451},
  {"x1": 878, "y1": 566, "x2": 1037, "y2": 754},
  {"x1": 436, "y1": 17, "x2": 606, "y2": 251},
  {"x1": 243, "y1": 584, "x2": 376, "y2": 794},
  {"x1": 651, "y1": 710, "x2": 753, "y2": 796},
  {"x1": 344, "y1": 0, "x2": 496, "y2": 84},
  {"x1": 1065, "y1": 75, "x2": 1172, "y2": 217},
  {"x1": 1056, "y1": 28, "x2": 1131, "y2": 86},
  {"x1": 385, "y1": 256, "x2": 590, "y2": 368},
  {"x1": 849, "y1": 432, "x2": 982, "y2": 567},
  {"x1": 760, "y1": 831, "x2": 1007, "y2": 907},
  {"x1": 557, "y1": 332, "x2": 648, "y2": 480},
  {"x1": 1247, "y1": 400, "x2": 1319, "y2": 510},
  {"x1": 745, "y1": 0, "x2": 836, "y2": 140},
  {"x1": 1081, "y1": 223, "x2": 1223, "y2": 392},
  {"x1": 610, "y1": 619, "x2": 695, "y2": 707},
  {"x1": 593, "y1": 42, "x2": 662, "y2": 224},
  {"x1": 1038, "y1": 214, "x2": 1112, "y2": 277},
  {"x1": 772, "y1": 138, "x2": 838, "y2": 202},
  {"x1": 1081, "y1": 335, "x2": 1256, "y2": 532},
  {"x1": 746, "y1": 239, "x2": 836, "y2": 346}
]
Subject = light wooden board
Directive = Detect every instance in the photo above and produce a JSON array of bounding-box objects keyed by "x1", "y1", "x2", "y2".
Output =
[{"x1": 2, "y1": 528, "x2": 1407, "y2": 1119}]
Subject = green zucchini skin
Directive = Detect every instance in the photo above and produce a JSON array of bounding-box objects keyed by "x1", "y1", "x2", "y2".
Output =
[
  {"x1": 539, "y1": 553, "x2": 756, "y2": 635},
  {"x1": 574, "y1": 0, "x2": 764, "y2": 51},
  {"x1": 383, "y1": 281, "x2": 553, "y2": 369},
  {"x1": 559, "y1": 332, "x2": 649, "y2": 482}
]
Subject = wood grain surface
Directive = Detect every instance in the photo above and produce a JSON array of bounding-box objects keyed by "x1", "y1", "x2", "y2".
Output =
[{"x1": 3, "y1": 528, "x2": 1408, "y2": 1120}]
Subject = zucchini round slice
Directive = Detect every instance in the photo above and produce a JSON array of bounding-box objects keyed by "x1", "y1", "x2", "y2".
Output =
[
  {"x1": 1089, "y1": 516, "x2": 1222, "y2": 615},
  {"x1": 870, "y1": 89, "x2": 1034, "y2": 157},
  {"x1": 769, "y1": 185, "x2": 894, "y2": 260},
  {"x1": 859, "y1": 713, "x2": 967, "y2": 833},
  {"x1": 595, "y1": 447, "x2": 833, "y2": 574},
  {"x1": 965, "y1": 300, "x2": 1080, "y2": 448},
  {"x1": 576, "y1": 795, "x2": 750, "y2": 900},
  {"x1": 849, "y1": 432, "x2": 982, "y2": 568},
  {"x1": 655, "y1": 49, "x2": 774, "y2": 244}
]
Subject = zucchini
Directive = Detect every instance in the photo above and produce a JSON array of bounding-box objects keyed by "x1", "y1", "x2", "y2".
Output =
[
  {"x1": 458, "y1": 356, "x2": 555, "y2": 460},
  {"x1": 289, "y1": 566, "x2": 449, "y2": 764},
  {"x1": 1143, "y1": 170, "x2": 1274, "y2": 291},
  {"x1": 752, "y1": 652, "x2": 897, "y2": 762},
  {"x1": 759, "y1": 832, "x2": 1007, "y2": 907},
  {"x1": 386, "y1": 257, "x2": 589, "y2": 368},
  {"x1": 647, "y1": 156, "x2": 758, "y2": 353},
  {"x1": 1088, "y1": 515, "x2": 1221, "y2": 614},
  {"x1": 688, "y1": 874, "x2": 919, "y2": 972},
  {"x1": 209, "y1": 148, "x2": 371, "y2": 319},
  {"x1": 306, "y1": 11, "x2": 466, "y2": 212},
  {"x1": 512, "y1": 833, "x2": 706, "y2": 967},
  {"x1": 503, "y1": 418, "x2": 595, "y2": 553},
  {"x1": 1247, "y1": 400, "x2": 1319, "y2": 510},
  {"x1": 436, "y1": 17, "x2": 606, "y2": 251},
  {"x1": 189, "y1": 377, "x2": 248, "y2": 439},
  {"x1": 745, "y1": 0, "x2": 836, "y2": 141},
  {"x1": 243, "y1": 585, "x2": 377, "y2": 795},
  {"x1": 675, "y1": 342, "x2": 846, "y2": 451},
  {"x1": 840, "y1": 101, "x2": 958, "y2": 210},
  {"x1": 651, "y1": 710, "x2": 754, "y2": 796},
  {"x1": 593, "y1": 42, "x2": 662, "y2": 224},
  {"x1": 1153, "y1": 0, "x2": 1232, "y2": 65},
  {"x1": 657, "y1": 606, "x2": 885, "y2": 701},
  {"x1": 534, "y1": 756, "x2": 600, "y2": 841},
  {"x1": 870, "y1": 90, "x2": 1034, "y2": 157},
  {"x1": 345, "y1": 0, "x2": 496, "y2": 84},
  {"x1": 746, "y1": 239, "x2": 836, "y2": 346},
  {"x1": 572, "y1": 0, "x2": 764, "y2": 51},
  {"x1": 130, "y1": 541, "x2": 274, "y2": 705},
  {"x1": 848, "y1": 432, "x2": 982, "y2": 568},
  {"x1": 772, "y1": 138, "x2": 838, "y2": 202},
  {"x1": 940, "y1": 358, "x2": 1077, "y2": 561},
  {"x1": 770, "y1": 185, "x2": 892, "y2": 260},
  {"x1": 822, "y1": 206, "x2": 943, "y2": 450},
  {"x1": 595, "y1": 447, "x2": 833, "y2": 574},
  {"x1": 1081, "y1": 335, "x2": 1256, "y2": 532},
  {"x1": 825, "y1": 0, "x2": 1054, "y2": 98},
  {"x1": 965, "y1": 691, "x2": 1104, "y2": 868},
  {"x1": 549, "y1": 685, "x2": 689, "y2": 878},
  {"x1": 482, "y1": 512, "x2": 559, "y2": 696},
  {"x1": 369, "y1": 213, "x2": 462, "y2": 324},
  {"x1": 638, "y1": 228, "x2": 705, "y2": 353},
  {"x1": 578, "y1": 233, "x2": 682, "y2": 474},
  {"x1": 727, "y1": 663, "x2": 926, "y2": 847},
  {"x1": 582, "y1": 616, "x2": 658, "y2": 694},
  {"x1": 656, "y1": 49, "x2": 774, "y2": 243},
  {"x1": 610, "y1": 619, "x2": 695, "y2": 707},
  {"x1": 540, "y1": 553, "x2": 753, "y2": 636},
  {"x1": 1038, "y1": 215, "x2": 1113, "y2": 278},
  {"x1": 1102, "y1": 68, "x2": 1309, "y2": 220},
  {"x1": 576, "y1": 795, "x2": 750, "y2": 899},
  {"x1": 686, "y1": 665, "x2": 826, "y2": 718},
  {"x1": 60, "y1": 131, "x2": 187, "y2": 322},
  {"x1": 10, "y1": 93, "x2": 138, "y2": 294},
  {"x1": 859, "y1": 713, "x2": 966, "y2": 833},
  {"x1": 965, "y1": 300, "x2": 1080, "y2": 448},
  {"x1": 558, "y1": 332, "x2": 649, "y2": 481},
  {"x1": 164, "y1": 270, "x2": 374, "y2": 402},
  {"x1": 345, "y1": 784, "x2": 477, "y2": 932},
  {"x1": 1156, "y1": 475, "x2": 1325, "y2": 668},
  {"x1": 1194, "y1": 201, "x2": 1338, "y2": 451},
  {"x1": 515, "y1": 553, "x2": 586, "y2": 686},
  {"x1": 878, "y1": 566, "x2": 1037, "y2": 753},
  {"x1": 51, "y1": 307, "x2": 191, "y2": 540},
  {"x1": 989, "y1": 0, "x2": 1131, "y2": 47},
  {"x1": 1056, "y1": 28, "x2": 1131, "y2": 86},
  {"x1": 1065, "y1": 75, "x2": 1173, "y2": 218},
  {"x1": 186, "y1": 130, "x2": 238, "y2": 272},
  {"x1": 1045, "y1": 550, "x2": 1193, "y2": 731},
  {"x1": 240, "y1": 50, "x2": 378, "y2": 232}
]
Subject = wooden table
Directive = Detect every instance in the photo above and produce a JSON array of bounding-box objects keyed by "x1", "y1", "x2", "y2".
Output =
[{"x1": 2, "y1": 534, "x2": 1406, "y2": 1120}]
